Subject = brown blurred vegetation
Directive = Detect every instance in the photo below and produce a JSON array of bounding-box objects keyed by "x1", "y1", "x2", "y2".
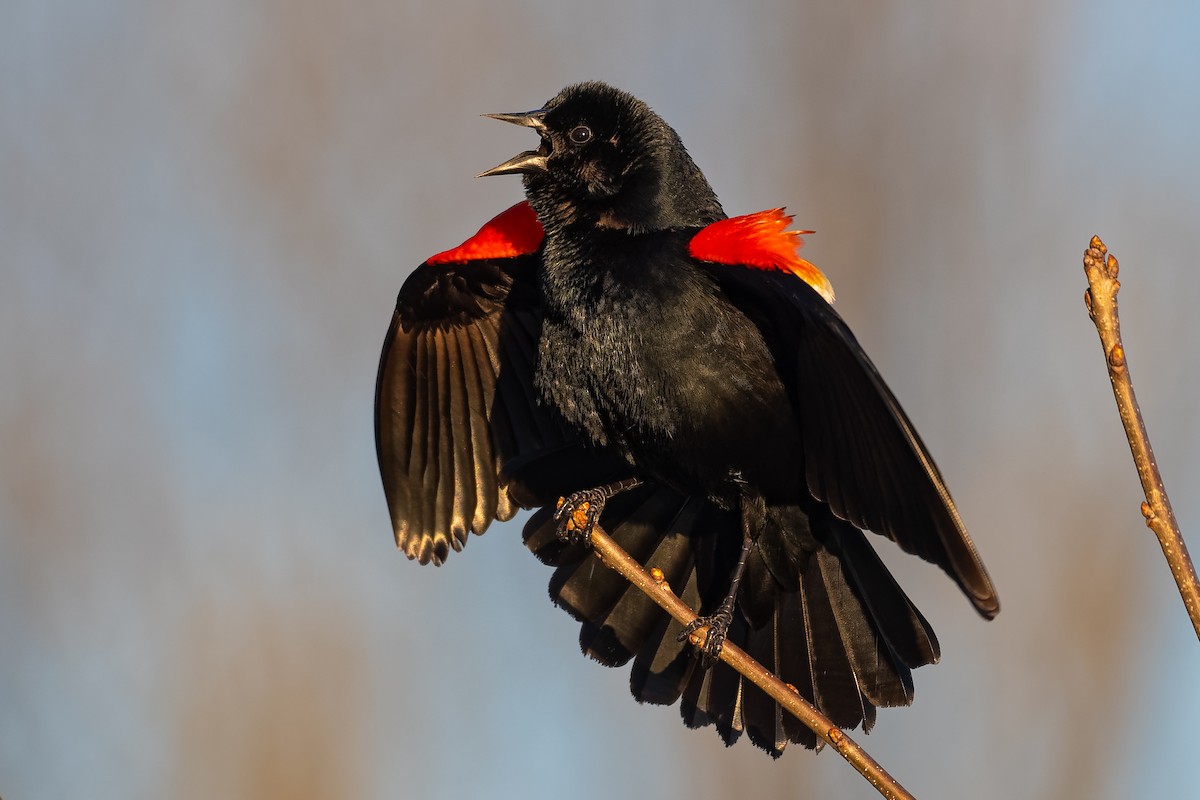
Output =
[{"x1": 4, "y1": 1, "x2": 1198, "y2": 798}]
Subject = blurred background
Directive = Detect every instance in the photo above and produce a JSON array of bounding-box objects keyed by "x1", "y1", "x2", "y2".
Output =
[{"x1": 4, "y1": 1, "x2": 1199, "y2": 798}]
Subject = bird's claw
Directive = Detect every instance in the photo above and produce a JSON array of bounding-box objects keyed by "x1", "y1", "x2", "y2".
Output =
[
  {"x1": 678, "y1": 605, "x2": 734, "y2": 670},
  {"x1": 554, "y1": 489, "x2": 606, "y2": 546}
]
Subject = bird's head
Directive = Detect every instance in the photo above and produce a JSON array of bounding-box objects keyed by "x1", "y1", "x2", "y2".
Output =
[{"x1": 480, "y1": 82, "x2": 724, "y2": 233}]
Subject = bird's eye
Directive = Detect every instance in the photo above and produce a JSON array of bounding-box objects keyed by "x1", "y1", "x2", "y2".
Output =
[{"x1": 568, "y1": 125, "x2": 593, "y2": 145}]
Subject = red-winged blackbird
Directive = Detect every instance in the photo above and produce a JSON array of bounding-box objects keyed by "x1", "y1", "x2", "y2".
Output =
[{"x1": 376, "y1": 81, "x2": 998, "y2": 756}]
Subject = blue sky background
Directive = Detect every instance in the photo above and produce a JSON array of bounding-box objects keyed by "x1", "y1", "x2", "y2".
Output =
[{"x1": 4, "y1": 2, "x2": 1200, "y2": 798}]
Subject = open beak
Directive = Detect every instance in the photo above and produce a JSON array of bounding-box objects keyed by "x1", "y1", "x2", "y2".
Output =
[{"x1": 477, "y1": 109, "x2": 550, "y2": 177}]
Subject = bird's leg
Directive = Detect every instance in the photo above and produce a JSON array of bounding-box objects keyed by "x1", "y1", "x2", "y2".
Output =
[
  {"x1": 679, "y1": 492, "x2": 762, "y2": 668},
  {"x1": 679, "y1": 530, "x2": 753, "y2": 669},
  {"x1": 554, "y1": 477, "x2": 644, "y2": 546}
]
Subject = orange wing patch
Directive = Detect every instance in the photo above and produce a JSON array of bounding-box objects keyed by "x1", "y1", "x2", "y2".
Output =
[
  {"x1": 427, "y1": 201, "x2": 544, "y2": 265},
  {"x1": 688, "y1": 209, "x2": 834, "y2": 303}
]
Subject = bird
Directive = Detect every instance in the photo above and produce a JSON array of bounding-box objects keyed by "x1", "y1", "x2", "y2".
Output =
[{"x1": 375, "y1": 81, "x2": 998, "y2": 756}]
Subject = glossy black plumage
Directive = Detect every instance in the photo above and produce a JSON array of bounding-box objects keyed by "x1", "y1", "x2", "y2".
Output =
[{"x1": 375, "y1": 81, "x2": 998, "y2": 755}]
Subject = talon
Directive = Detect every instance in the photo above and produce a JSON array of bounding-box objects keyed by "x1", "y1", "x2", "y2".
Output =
[
  {"x1": 552, "y1": 479, "x2": 645, "y2": 548},
  {"x1": 554, "y1": 492, "x2": 602, "y2": 546},
  {"x1": 678, "y1": 606, "x2": 734, "y2": 669}
]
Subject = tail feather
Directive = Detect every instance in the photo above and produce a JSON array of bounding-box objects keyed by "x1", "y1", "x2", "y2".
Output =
[
  {"x1": 776, "y1": 590, "x2": 820, "y2": 749},
  {"x1": 676, "y1": 518, "x2": 744, "y2": 744},
  {"x1": 629, "y1": 613, "x2": 694, "y2": 705},
  {"x1": 628, "y1": 495, "x2": 719, "y2": 703},
  {"x1": 522, "y1": 504, "x2": 584, "y2": 567},
  {"x1": 644, "y1": 538, "x2": 709, "y2": 707},
  {"x1": 549, "y1": 489, "x2": 675, "y2": 633},
  {"x1": 524, "y1": 485, "x2": 662, "y2": 615},
  {"x1": 578, "y1": 509, "x2": 693, "y2": 665},
  {"x1": 798, "y1": 552, "x2": 870, "y2": 730},
  {"x1": 680, "y1": 621, "x2": 746, "y2": 746},
  {"x1": 817, "y1": 545, "x2": 908, "y2": 711},
  {"x1": 832, "y1": 520, "x2": 940, "y2": 671},
  {"x1": 741, "y1": 614, "x2": 788, "y2": 755},
  {"x1": 526, "y1": 486, "x2": 701, "y2": 666},
  {"x1": 525, "y1": 484, "x2": 943, "y2": 755}
]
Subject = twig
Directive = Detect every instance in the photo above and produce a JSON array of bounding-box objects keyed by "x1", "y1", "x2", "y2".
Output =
[
  {"x1": 1082, "y1": 235, "x2": 1200, "y2": 641},
  {"x1": 586, "y1": 522, "x2": 916, "y2": 800}
]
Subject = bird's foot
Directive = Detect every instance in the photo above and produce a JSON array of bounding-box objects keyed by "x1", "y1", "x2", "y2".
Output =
[
  {"x1": 678, "y1": 601, "x2": 735, "y2": 670},
  {"x1": 554, "y1": 490, "x2": 606, "y2": 546},
  {"x1": 554, "y1": 478, "x2": 644, "y2": 547}
]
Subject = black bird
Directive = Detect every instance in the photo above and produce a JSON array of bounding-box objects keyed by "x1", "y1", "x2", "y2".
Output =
[{"x1": 375, "y1": 81, "x2": 998, "y2": 756}]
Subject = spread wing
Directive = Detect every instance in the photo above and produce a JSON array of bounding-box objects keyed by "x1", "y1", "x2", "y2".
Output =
[
  {"x1": 701, "y1": 261, "x2": 999, "y2": 618},
  {"x1": 375, "y1": 251, "x2": 573, "y2": 565}
]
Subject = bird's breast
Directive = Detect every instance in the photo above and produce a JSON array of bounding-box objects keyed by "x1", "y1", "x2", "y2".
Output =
[{"x1": 535, "y1": 245, "x2": 801, "y2": 499}]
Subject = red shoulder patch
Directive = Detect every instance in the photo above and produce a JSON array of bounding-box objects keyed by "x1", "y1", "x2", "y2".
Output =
[
  {"x1": 427, "y1": 202, "x2": 544, "y2": 265},
  {"x1": 689, "y1": 209, "x2": 834, "y2": 303}
]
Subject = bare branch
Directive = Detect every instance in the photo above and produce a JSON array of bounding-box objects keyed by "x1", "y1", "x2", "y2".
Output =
[
  {"x1": 586, "y1": 522, "x2": 917, "y2": 800},
  {"x1": 1082, "y1": 236, "x2": 1200, "y2": 641}
]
